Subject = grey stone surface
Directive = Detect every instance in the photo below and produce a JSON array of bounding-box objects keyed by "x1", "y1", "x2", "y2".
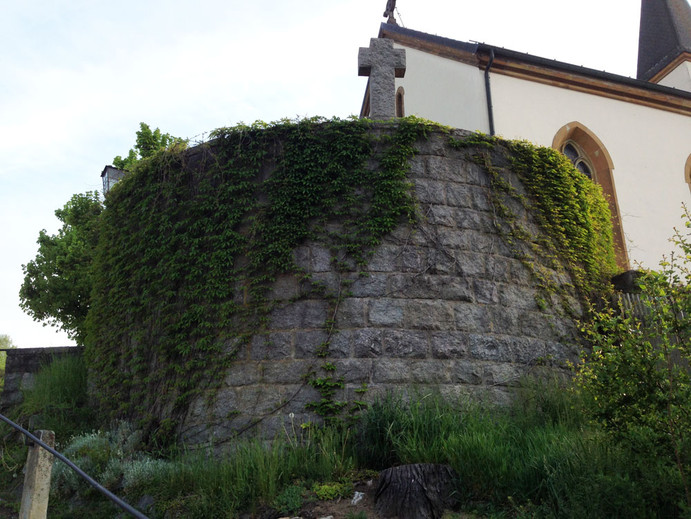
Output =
[
  {"x1": 250, "y1": 332, "x2": 293, "y2": 360},
  {"x1": 358, "y1": 38, "x2": 406, "y2": 119},
  {"x1": 270, "y1": 300, "x2": 328, "y2": 329},
  {"x1": 352, "y1": 329, "x2": 384, "y2": 358},
  {"x1": 369, "y1": 299, "x2": 405, "y2": 327},
  {"x1": 430, "y1": 332, "x2": 469, "y2": 359},
  {"x1": 382, "y1": 329, "x2": 429, "y2": 358},
  {"x1": 167, "y1": 124, "x2": 585, "y2": 447}
]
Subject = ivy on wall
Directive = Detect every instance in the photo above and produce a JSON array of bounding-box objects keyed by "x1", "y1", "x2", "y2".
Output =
[
  {"x1": 86, "y1": 117, "x2": 432, "y2": 442},
  {"x1": 451, "y1": 133, "x2": 617, "y2": 303},
  {"x1": 86, "y1": 119, "x2": 616, "y2": 444}
]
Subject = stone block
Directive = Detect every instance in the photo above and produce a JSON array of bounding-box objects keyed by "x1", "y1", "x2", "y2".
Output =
[
  {"x1": 425, "y1": 248, "x2": 460, "y2": 276},
  {"x1": 336, "y1": 298, "x2": 367, "y2": 328},
  {"x1": 348, "y1": 273, "x2": 388, "y2": 297},
  {"x1": 332, "y1": 359, "x2": 373, "y2": 384},
  {"x1": 414, "y1": 136, "x2": 448, "y2": 158},
  {"x1": 465, "y1": 162, "x2": 491, "y2": 187},
  {"x1": 269, "y1": 300, "x2": 328, "y2": 329},
  {"x1": 455, "y1": 252, "x2": 486, "y2": 277},
  {"x1": 449, "y1": 360, "x2": 483, "y2": 385},
  {"x1": 445, "y1": 182, "x2": 472, "y2": 208},
  {"x1": 470, "y1": 185, "x2": 492, "y2": 211},
  {"x1": 408, "y1": 360, "x2": 451, "y2": 383},
  {"x1": 382, "y1": 329, "x2": 429, "y2": 358},
  {"x1": 369, "y1": 299, "x2": 405, "y2": 327},
  {"x1": 404, "y1": 300, "x2": 455, "y2": 330},
  {"x1": 260, "y1": 360, "x2": 312, "y2": 384},
  {"x1": 457, "y1": 208, "x2": 494, "y2": 233},
  {"x1": 398, "y1": 247, "x2": 426, "y2": 272},
  {"x1": 430, "y1": 331, "x2": 469, "y2": 358},
  {"x1": 507, "y1": 337, "x2": 542, "y2": 363},
  {"x1": 486, "y1": 306, "x2": 522, "y2": 336},
  {"x1": 453, "y1": 303, "x2": 490, "y2": 333},
  {"x1": 372, "y1": 359, "x2": 411, "y2": 383},
  {"x1": 352, "y1": 329, "x2": 384, "y2": 357},
  {"x1": 328, "y1": 330, "x2": 352, "y2": 357},
  {"x1": 301, "y1": 272, "x2": 340, "y2": 296},
  {"x1": 485, "y1": 255, "x2": 514, "y2": 283},
  {"x1": 473, "y1": 279, "x2": 499, "y2": 304},
  {"x1": 268, "y1": 274, "x2": 298, "y2": 301},
  {"x1": 414, "y1": 178, "x2": 447, "y2": 204},
  {"x1": 482, "y1": 363, "x2": 523, "y2": 387},
  {"x1": 438, "y1": 228, "x2": 471, "y2": 250},
  {"x1": 250, "y1": 332, "x2": 293, "y2": 360},
  {"x1": 368, "y1": 244, "x2": 400, "y2": 272},
  {"x1": 426, "y1": 205, "x2": 457, "y2": 227},
  {"x1": 223, "y1": 361, "x2": 262, "y2": 386},
  {"x1": 468, "y1": 334, "x2": 513, "y2": 362},
  {"x1": 520, "y1": 311, "x2": 555, "y2": 339},
  {"x1": 498, "y1": 284, "x2": 539, "y2": 310},
  {"x1": 295, "y1": 330, "x2": 331, "y2": 358}
]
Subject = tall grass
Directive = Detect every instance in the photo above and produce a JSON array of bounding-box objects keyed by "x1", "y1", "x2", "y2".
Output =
[
  {"x1": 33, "y1": 375, "x2": 689, "y2": 518},
  {"x1": 356, "y1": 379, "x2": 686, "y2": 518},
  {"x1": 19, "y1": 354, "x2": 94, "y2": 440}
]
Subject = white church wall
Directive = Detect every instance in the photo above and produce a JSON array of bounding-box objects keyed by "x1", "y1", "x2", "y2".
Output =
[
  {"x1": 490, "y1": 74, "x2": 691, "y2": 269},
  {"x1": 657, "y1": 61, "x2": 691, "y2": 92},
  {"x1": 385, "y1": 44, "x2": 690, "y2": 269},
  {"x1": 393, "y1": 44, "x2": 490, "y2": 131}
]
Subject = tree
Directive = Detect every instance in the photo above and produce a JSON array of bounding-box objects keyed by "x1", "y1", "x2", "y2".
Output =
[
  {"x1": 112, "y1": 122, "x2": 186, "y2": 170},
  {"x1": 577, "y1": 208, "x2": 691, "y2": 509},
  {"x1": 19, "y1": 192, "x2": 103, "y2": 344}
]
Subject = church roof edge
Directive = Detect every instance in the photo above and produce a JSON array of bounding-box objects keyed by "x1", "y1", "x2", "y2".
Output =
[{"x1": 379, "y1": 22, "x2": 691, "y2": 101}]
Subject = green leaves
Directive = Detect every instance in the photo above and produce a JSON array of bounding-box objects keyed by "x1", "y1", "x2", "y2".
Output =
[
  {"x1": 87, "y1": 117, "x2": 423, "y2": 438},
  {"x1": 19, "y1": 191, "x2": 103, "y2": 344},
  {"x1": 577, "y1": 209, "x2": 691, "y2": 508},
  {"x1": 112, "y1": 122, "x2": 187, "y2": 171}
]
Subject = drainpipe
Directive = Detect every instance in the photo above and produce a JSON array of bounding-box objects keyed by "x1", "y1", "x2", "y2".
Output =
[{"x1": 484, "y1": 48, "x2": 496, "y2": 136}]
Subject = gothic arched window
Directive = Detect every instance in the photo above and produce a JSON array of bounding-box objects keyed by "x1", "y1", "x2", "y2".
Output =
[
  {"x1": 395, "y1": 86, "x2": 405, "y2": 117},
  {"x1": 562, "y1": 140, "x2": 594, "y2": 180},
  {"x1": 553, "y1": 122, "x2": 629, "y2": 269}
]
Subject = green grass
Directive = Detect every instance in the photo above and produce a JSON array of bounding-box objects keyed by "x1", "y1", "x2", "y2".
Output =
[
  {"x1": 2, "y1": 369, "x2": 688, "y2": 518},
  {"x1": 19, "y1": 354, "x2": 94, "y2": 441}
]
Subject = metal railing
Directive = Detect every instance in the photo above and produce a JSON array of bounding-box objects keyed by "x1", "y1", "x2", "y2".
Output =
[{"x1": 0, "y1": 412, "x2": 149, "y2": 519}]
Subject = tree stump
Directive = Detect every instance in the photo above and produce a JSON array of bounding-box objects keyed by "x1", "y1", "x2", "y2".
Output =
[{"x1": 375, "y1": 463, "x2": 459, "y2": 519}]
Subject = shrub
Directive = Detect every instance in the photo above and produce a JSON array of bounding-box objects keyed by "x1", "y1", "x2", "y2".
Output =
[{"x1": 577, "y1": 208, "x2": 691, "y2": 511}]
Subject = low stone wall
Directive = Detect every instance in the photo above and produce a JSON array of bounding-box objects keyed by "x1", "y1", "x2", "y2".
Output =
[
  {"x1": 0, "y1": 347, "x2": 82, "y2": 409},
  {"x1": 180, "y1": 129, "x2": 582, "y2": 447}
]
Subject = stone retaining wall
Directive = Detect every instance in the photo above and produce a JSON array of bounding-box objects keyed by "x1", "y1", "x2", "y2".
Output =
[
  {"x1": 0, "y1": 347, "x2": 82, "y2": 409},
  {"x1": 180, "y1": 128, "x2": 582, "y2": 446}
]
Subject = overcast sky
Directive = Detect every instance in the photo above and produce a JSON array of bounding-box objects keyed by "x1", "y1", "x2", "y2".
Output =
[{"x1": 0, "y1": 0, "x2": 643, "y2": 348}]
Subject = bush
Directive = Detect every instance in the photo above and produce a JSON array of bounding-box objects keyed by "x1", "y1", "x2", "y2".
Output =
[{"x1": 577, "y1": 208, "x2": 691, "y2": 512}]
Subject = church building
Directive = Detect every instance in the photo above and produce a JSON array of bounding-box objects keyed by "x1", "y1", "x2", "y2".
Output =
[{"x1": 360, "y1": 0, "x2": 691, "y2": 270}]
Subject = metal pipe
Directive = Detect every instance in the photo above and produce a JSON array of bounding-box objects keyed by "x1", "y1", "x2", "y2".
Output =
[{"x1": 484, "y1": 48, "x2": 496, "y2": 136}]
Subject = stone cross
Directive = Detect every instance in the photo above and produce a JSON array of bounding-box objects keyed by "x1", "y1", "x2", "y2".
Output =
[{"x1": 358, "y1": 38, "x2": 406, "y2": 119}]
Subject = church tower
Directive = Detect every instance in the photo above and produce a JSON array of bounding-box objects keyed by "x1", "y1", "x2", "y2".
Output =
[{"x1": 637, "y1": 0, "x2": 691, "y2": 91}]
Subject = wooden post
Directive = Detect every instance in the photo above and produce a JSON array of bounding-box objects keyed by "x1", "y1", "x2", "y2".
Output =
[{"x1": 19, "y1": 430, "x2": 55, "y2": 519}]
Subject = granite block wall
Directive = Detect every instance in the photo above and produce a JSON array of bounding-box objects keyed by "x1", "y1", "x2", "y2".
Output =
[{"x1": 180, "y1": 128, "x2": 582, "y2": 447}]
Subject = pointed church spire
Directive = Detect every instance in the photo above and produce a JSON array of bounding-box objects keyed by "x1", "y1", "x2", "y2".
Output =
[{"x1": 637, "y1": 0, "x2": 691, "y2": 82}]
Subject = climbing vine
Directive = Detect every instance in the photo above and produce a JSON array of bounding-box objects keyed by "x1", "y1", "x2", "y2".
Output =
[
  {"x1": 450, "y1": 132, "x2": 616, "y2": 306},
  {"x1": 86, "y1": 117, "x2": 429, "y2": 442},
  {"x1": 85, "y1": 119, "x2": 615, "y2": 444}
]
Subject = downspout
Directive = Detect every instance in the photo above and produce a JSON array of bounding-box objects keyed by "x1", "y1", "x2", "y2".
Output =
[{"x1": 484, "y1": 48, "x2": 496, "y2": 136}]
